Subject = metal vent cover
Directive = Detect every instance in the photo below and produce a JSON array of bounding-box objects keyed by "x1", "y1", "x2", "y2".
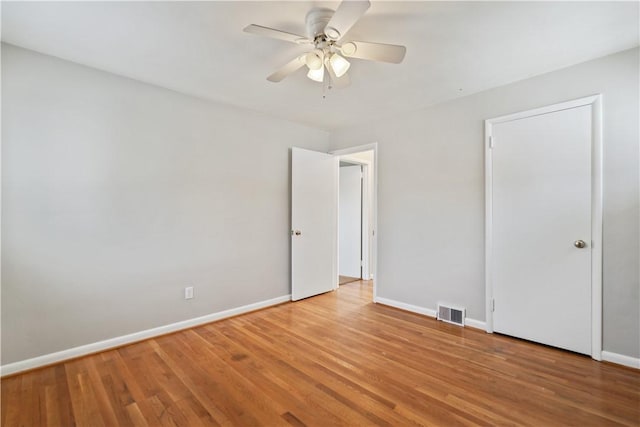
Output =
[{"x1": 437, "y1": 304, "x2": 465, "y2": 326}]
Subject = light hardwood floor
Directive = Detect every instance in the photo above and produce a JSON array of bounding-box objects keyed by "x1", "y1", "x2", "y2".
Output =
[
  {"x1": 2, "y1": 280, "x2": 639, "y2": 426},
  {"x1": 338, "y1": 275, "x2": 361, "y2": 285}
]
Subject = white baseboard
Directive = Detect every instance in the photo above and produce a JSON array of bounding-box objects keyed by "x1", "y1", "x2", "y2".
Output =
[
  {"x1": 1, "y1": 294, "x2": 291, "y2": 377},
  {"x1": 602, "y1": 351, "x2": 640, "y2": 369},
  {"x1": 375, "y1": 296, "x2": 437, "y2": 318},
  {"x1": 374, "y1": 297, "x2": 486, "y2": 330},
  {"x1": 463, "y1": 317, "x2": 487, "y2": 331}
]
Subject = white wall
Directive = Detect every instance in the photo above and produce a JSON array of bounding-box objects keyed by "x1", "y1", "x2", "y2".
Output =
[
  {"x1": 339, "y1": 165, "x2": 361, "y2": 278},
  {"x1": 329, "y1": 48, "x2": 640, "y2": 359},
  {"x1": 1, "y1": 44, "x2": 329, "y2": 364}
]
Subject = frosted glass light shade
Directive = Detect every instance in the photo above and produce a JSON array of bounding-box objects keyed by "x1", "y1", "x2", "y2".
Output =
[
  {"x1": 305, "y1": 50, "x2": 323, "y2": 71},
  {"x1": 307, "y1": 66, "x2": 324, "y2": 82},
  {"x1": 329, "y1": 53, "x2": 350, "y2": 78}
]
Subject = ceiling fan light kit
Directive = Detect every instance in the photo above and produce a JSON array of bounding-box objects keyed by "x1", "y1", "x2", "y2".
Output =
[
  {"x1": 305, "y1": 50, "x2": 324, "y2": 71},
  {"x1": 307, "y1": 67, "x2": 324, "y2": 83},
  {"x1": 329, "y1": 53, "x2": 350, "y2": 77},
  {"x1": 243, "y1": 0, "x2": 406, "y2": 92}
]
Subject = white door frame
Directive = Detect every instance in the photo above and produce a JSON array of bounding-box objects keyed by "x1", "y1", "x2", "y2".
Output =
[
  {"x1": 330, "y1": 143, "x2": 378, "y2": 300},
  {"x1": 484, "y1": 95, "x2": 603, "y2": 360}
]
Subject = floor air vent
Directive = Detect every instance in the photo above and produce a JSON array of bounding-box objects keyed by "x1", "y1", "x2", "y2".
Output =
[{"x1": 437, "y1": 304, "x2": 465, "y2": 326}]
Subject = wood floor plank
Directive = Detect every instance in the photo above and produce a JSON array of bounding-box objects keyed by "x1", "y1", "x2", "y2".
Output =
[
  {"x1": 81, "y1": 357, "x2": 121, "y2": 426},
  {"x1": 1, "y1": 373, "x2": 20, "y2": 427},
  {"x1": 2, "y1": 280, "x2": 639, "y2": 426},
  {"x1": 125, "y1": 402, "x2": 149, "y2": 427},
  {"x1": 66, "y1": 369, "x2": 106, "y2": 426}
]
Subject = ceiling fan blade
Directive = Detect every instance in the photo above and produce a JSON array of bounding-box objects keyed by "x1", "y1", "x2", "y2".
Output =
[
  {"x1": 324, "y1": 0, "x2": 371, "y2": 41},
  {"x1": 267, "y1": 56, "x2": 306, "y2": 82},
  {"x1": 340, "y1": 41, "x2": 406, "y2": 64},
  {"x1": 243, "y1": 24, "x2": 311, "y2": 44}
]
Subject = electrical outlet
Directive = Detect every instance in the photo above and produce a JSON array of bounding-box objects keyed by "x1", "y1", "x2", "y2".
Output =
[{"x1": 184, "y1": 286, "x2": 194, "y2": 300}]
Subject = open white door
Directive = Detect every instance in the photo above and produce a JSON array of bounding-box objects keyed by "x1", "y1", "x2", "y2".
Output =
[{"x1": 291, "y1": 147, "x2": 337, "y2": 301}]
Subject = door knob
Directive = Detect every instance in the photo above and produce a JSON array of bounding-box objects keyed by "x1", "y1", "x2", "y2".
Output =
[{"x1": 574, "y1": 240, "x2": 587, "y2": 248}]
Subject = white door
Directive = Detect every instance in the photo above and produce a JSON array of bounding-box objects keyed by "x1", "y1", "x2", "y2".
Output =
[
  {"x1": 339, "y1": 165, "x2": 362, "y2": 278},
  {"x1": 291, "y1": 147, "x2": 337, "y2": 301},
  {"x1": 490, "y1": 104, "x2": 593, "y2": 355}
]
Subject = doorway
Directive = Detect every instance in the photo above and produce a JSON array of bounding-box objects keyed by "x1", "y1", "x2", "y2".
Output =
[
  {"x1": 485, "y1": 95, "x2": 602, "y2": 359},
  {"x1": 338, "y1": 161, "x2": 363, "y2": 285},
  {"x1": 332, "y1": 145, "x2": 377, "y2": 300},
  {"x1": 290, "y1": 144, "x2": 377, "y2": 302}
]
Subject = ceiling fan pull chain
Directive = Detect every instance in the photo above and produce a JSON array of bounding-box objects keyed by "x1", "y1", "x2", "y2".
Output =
[{"x1": 322, "y1": 66, "x2": 332, "y2": 99}]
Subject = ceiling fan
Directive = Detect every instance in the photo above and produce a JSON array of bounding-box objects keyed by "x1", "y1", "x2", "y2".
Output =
[{"x1": 243, "y1": 0, "x2": 406, "y2": 89}]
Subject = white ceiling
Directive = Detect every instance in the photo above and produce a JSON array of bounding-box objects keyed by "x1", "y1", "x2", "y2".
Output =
[{"x1": 2, "y1": 1, "x2": 638, "y2": 131}]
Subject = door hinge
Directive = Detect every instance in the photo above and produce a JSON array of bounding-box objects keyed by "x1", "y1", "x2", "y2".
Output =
[
  {"x1": 360, "y1": 260, "x2": 364, "y2": 267},
  {"x1": 491, "y1": 298, "x2": 495, "y2": 312},
  {"x1": 489, "y1": 136, "x2": 494, "y2": 149}
]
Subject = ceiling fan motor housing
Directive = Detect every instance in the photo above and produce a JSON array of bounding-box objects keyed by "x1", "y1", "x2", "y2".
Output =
[{"x1": 305, "y1": 8, "x2": 335, "y2": 39}]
